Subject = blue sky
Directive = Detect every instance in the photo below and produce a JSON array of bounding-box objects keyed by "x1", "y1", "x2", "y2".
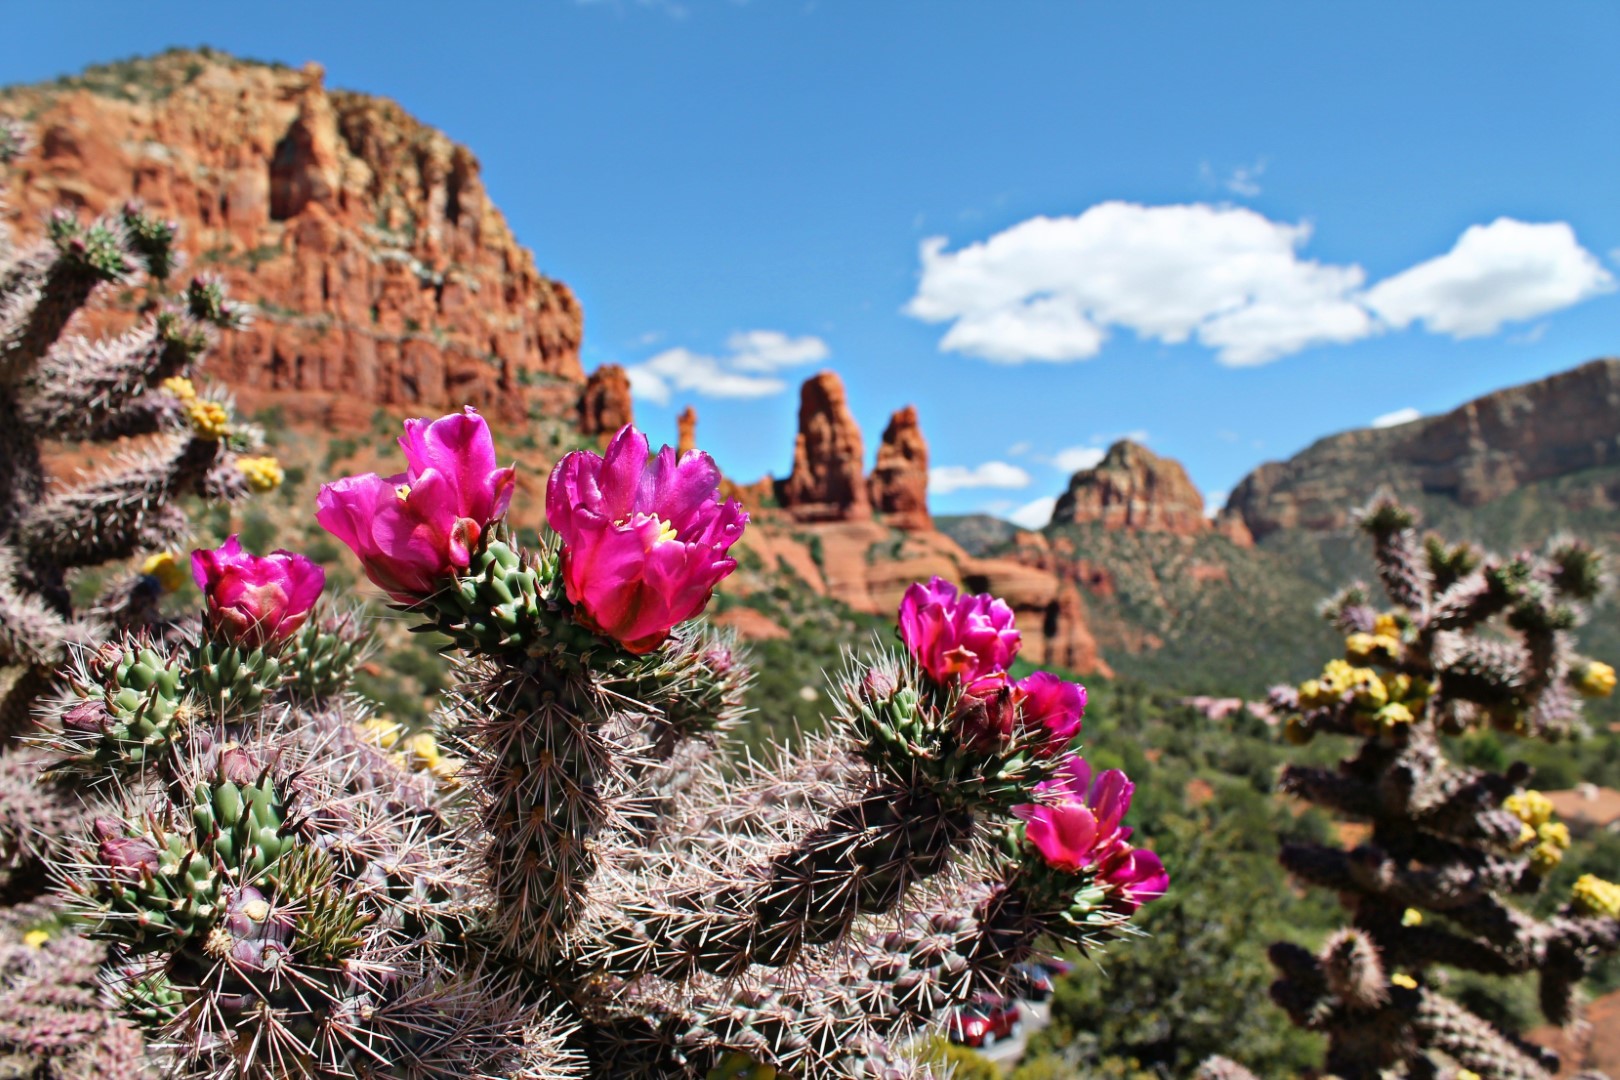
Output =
[{"x1": 5, "y1": 2, "x2": 1617, "y2": 524}]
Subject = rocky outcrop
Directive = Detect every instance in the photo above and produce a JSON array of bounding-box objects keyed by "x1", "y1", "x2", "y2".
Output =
[
  {"x1": 868, "y1": 405, "x2": 931, "y2": 531},
  {"x1": 677, "y1": 406, "x2": 697, "y2": 456},
  {"x1": 776, "y1": 371, "x2": 871, "y2": 522},
  {"x1": 0, "y1": 49, "x2": 584, "y2": 430},
  {"x1": 1052, "y1": 440, "x2": 1209, "y2": 535},
  {"x1": 579, "y1": 364, "x2": 633, "y2": 439},
  {"x1": 1226, "y1": 358, "x2": 1620, "y2": 540}
]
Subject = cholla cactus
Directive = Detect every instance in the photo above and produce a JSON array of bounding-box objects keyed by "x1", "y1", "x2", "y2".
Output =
[
  {"x1": 1257, "y1": 498, "x2": 1620, "y2": 1080},
  {"x1": 37, "y1": 413, "x2": 1169, "y2": 1079},
  {"x1": 0, "y1": 119, "x2": 262, "y2": 735}
]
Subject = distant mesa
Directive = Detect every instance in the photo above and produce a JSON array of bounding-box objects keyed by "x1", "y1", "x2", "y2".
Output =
[
  {"x1": 1225, "y1": 357, "x2": 1620, "y2": 540},
  {"x1": 0, "y1": 49, "x2": 585, "y2": 430}
]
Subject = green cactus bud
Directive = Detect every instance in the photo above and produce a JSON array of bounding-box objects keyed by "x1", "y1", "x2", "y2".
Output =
[{"x1": 189, "y1": 637, "x2": 283, "y2": 716}]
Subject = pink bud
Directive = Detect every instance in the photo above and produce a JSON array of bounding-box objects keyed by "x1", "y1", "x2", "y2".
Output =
[
  {"x1": 546, "y1": 425, "x2": 747, "y2": 654},
  {"x1": 62, "y1": 699, "x2": 110, "y2": 735},
  {"x1": 897, "y1": 577, "x2": 1020, "y2": 686},
  {"x1": 95, "y1": 822, "x2": 159, "y2": 877},
  {"x1": 190, "y1": 536, "x2": 325, "y2": 647},
  {"x1": 316, "y1": 407, "x2": 515, "y2": 603},
  {"x1": 217, "y1": 745, "x2": 261, "y2": 785}
]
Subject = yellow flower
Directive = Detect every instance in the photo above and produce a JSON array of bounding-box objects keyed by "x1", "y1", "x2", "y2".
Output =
[
  {"x1": 1345, "y1": 633, "x2": 1378, "y2": 662},
  {"x1": 1575, "y1": 661, "x2": 1616, "y2": 699},
  {"x1": 1571, "y1": 874, "x2": 1620, "y2": 919},
  {"x1": 429, "y1": 755, "x2": 465, "y2": 783},
  {"x1": 1401, "y1": 907, "x2": 1423, "y2": 927},
  {"x1": 185, "y1": 399, "x2": 230, "y2": 440},
  {"x1": 1504, "y1": 790, "x2": 1554, "y2": 829},
  {"x1": 235, "y1": 455, "x2": 284, "y2": 493},
  {"x1": 161, "y1": 375, "x2": 197, "y2": 400},
  {"x1": 401, "y1": 732, "x2": 440, "y2": 771},
  {"x1": 1457, "y1": 1071, "x2": 1481, "y2": 1080},
  {"x1": 1529, "y1": 841, "x2": 1564, "y2": 875},
  {"x1": 1537, "y1": 821, "x2": 1571, "y2": 851},
  {"x1": 1321, "y1": 659, "x2": 1355, "y2": 694},
  {"x1": 1284, "y1": 715, "x2": 1313, "y2": 746},
  {"x1": 354, "y1": 719, "x2": 404, "y2": 750},
  {"x1": 1376, "y1": 702, "x2": 1415, "y2": 729},
  {"x1": 139, "y1": 551, "x2": 187, "y2": 593},
  {"x1": 1351, "y1": 669, "x2": 1388, "y2": 711},
  {"x1": 1297, "y1": 679, "x2": 1326, "y2": 709},
  {"x1": 1514, "y1": 821, "x2": 1537, "y2": 850},
  {"x1": 22, "y1": 929, "x2": 48, "y2": 949},
  {"x1": 1374, "y1": 613, "x2": 1402, "y2": 639},
  {"x1": 1391, "y1": 973, "x2": 1418, "y2": 989}
]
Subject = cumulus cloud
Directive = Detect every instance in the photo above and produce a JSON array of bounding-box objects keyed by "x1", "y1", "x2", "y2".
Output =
[
  {"x1": 1048, "y1": 445, "x2": 1106, "y2": 473},
  {"x1": 906, "y1": 204, "x2": 1612, "y2": 367},
  {"x1": 1363, "y1": 219, "x2": 1614, "y2": 338},
  {"x1": 1007, "y1": 496, "x2": 1058, "y2": 530},
  {"x1": 1371, "y1": 407, "x2": 1422, "y2": 429},
  {"x1": 626, "y1": 331, "x2": 828, "y2": 406},
  {"x1": 928, "y1": 461, "x2": 1032, "y2": 495},
  {"x1": 1204, "y1": 490, "x2": 1228, "y2": 517}
]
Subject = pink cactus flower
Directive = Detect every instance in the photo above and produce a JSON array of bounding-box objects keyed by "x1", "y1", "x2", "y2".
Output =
[
  {"x1": 547, "y1": 425, "x2": 747, "y2": 654},
  {"x1": 1014, "y1": 753, "x2": 1167, "y2": 907},
  {"x1": 315, "y1": 408, "x2": 515, "y2": 603},
  {"x1": 190, "y1": 536, "x2": 325, "y2": 647},
  {"x1": 954, "y1": 669, "x2": 1085, "y2": 754},
  {"x1": 1098, "y1": 844, "x2": 1170, "y2": 910},
  {"x1": 897, "y1": 577, "x2": 1021, "y2": 686},
  {"x1": 1013, "y1": 670, "x2": 1086, "y2": 754}
]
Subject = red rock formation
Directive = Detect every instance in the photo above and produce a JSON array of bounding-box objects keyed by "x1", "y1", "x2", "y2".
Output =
[
  {"x1": 677, "y1": 406, "x2": 697, "y2": 456},
  {"x1": 579, "y1": 364, "x2": 633, "y2": 439},
  {"x1": 868, "y1": 404, "x2": 931, "y2": 531},
  {"x1": 777, "y1": 371, "x2": 870, "y2": 522},
  {"x1": 0, "y1": 50, "x2": 584, "y2": 430},
  {"x1": 1052, "y1": 440, "x2": 1209, "y2": 536}
]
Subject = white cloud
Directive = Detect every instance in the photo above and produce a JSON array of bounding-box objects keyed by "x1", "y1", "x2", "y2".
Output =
[
  {"x1": 1371, "y1": 407, "x2": 1422, "y2": 429},
  {"x1": 906, "y1": 202, "x2": 1373, "y2": 367},
  {"x1": 1048, "y1": 445, "x2": 1105, "y2": 473},
  {"x1": 1364, "y1": 219, "x2": 1614, "y2": 338},
  {"x1": 1205, "y1": 490, "x2": 1228, "y2": 517},
  {"x1": 1007, "y1": 496, "x2": 1058, "y2": 530},
  {"x1": 625, "y1": 330, "x2": 828, "y2": 405},
  {"x1": 1006, "y1": 440, "x2": 1032, "y2": 457},
  {"x1": 928, "y1": 461, "x2": 1032, "y2": 495},
  {"x1": 724, "y1": 330, "x2": 830, "y2": 372},
  {"x1": 1201, "y1": 158, "x2": 1267, "y2": 197},
  {"x1": 907, "y1": 205, "x2": 1613, "y2": 367}
]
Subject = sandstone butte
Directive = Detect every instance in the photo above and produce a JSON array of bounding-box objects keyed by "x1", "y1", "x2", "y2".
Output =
[{"x1": 0, "y1": 49, "x2": 585, "y2": 432}]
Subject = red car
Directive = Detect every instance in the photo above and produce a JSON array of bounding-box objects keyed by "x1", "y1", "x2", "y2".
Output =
[{"x1": 946, "y1": 997, "x2": 1022, "y2": 1049}]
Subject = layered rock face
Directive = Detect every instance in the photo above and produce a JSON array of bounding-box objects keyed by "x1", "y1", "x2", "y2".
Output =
[
  {"x1": 1052, "y1": 440, "x2": 1210, "y2": 535},
  {"x1": 1226, "y1": 358, "x2": 1620, "y2": 540},
  {"x1": 868, "y1": 405, "x2": 931, "y2": 531},
  {"x1": 0, "y1": 50, "x2": 584, "y2": 429},
  {"x1": 579, "y1": 364, "x2": 633, "y2": 439},
  {"x1": 776, "y1": 370, "x2": 871, "y2": 522}
]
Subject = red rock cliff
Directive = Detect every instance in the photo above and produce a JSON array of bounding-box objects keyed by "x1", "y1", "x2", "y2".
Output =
[
  {"x1": 1052, "y1": 439, "x2": 1209, "y2": 536},
  {"x1": 0, "y1": 50, "x2": 584, "y2": 430},
  {"x1": 579, "y1": 364, "x2": 633, "y2": 440}
]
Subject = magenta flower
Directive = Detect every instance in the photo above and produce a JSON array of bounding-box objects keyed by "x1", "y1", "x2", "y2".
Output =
[
  {"x1": 1014, "y1": 753, "x2": 1167, "y2": 908},
  {"x1": 546, "y1": 425, "x2": 747, "y2": 654},
  {"x1": 1013, "y1": 671, "x2": 1086, "y2": 754},
  {"x1": 315, "y1": 408, "x2": 515, "y2": 603},
  {"x1": 190, "y1": 536, "x2": 325, "y2": 647},
  {"x1": 898, "y1": 577, "x2": 1021, "y2": 686},
  {"x1": 954, "y1": 670, "x2": 1084, "y2": 754}
]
